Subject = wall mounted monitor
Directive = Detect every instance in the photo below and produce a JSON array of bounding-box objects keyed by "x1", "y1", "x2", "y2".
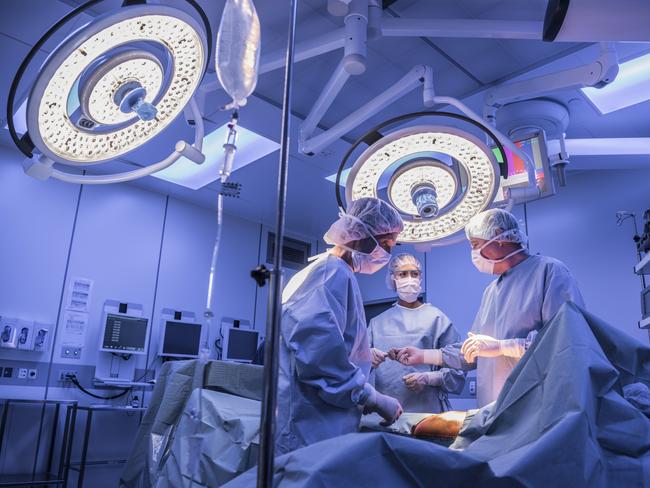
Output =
[
  {"x1": 222, "y1": 327, "x2": 260, "y2": 363},
  {"x1": 159, "y1": 320, "x2": 202, "y2": 358},
  {"x1": 99, "y1": 313, "x2": 149, "y2": 355}
]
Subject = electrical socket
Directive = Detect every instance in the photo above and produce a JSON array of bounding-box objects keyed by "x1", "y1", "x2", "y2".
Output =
[
  {"x1": 469, "y1": 380, "x2": 476, "y2": 396},
  {"x1": 59, "y1": 370, "x2": 78, "y2": 382}
]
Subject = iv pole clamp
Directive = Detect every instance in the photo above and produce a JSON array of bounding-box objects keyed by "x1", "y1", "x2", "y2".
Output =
[{"x1": 257, "y1": 0, "x2": 298, "y2": 486}]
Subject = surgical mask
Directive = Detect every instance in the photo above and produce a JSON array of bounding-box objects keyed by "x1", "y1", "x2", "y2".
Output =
[
  {"x1": 471, "y1": 232, "x2": 525, "y2": 275},
  {"x1": 395, "y1": 277, "x2": 421, "y2": 302},
  {"x1": 339, "y1": 212, "x2": 392, "y2": 275},
  {"x1": 350, "y1": 240, "x2": 391, "y2": 274}
]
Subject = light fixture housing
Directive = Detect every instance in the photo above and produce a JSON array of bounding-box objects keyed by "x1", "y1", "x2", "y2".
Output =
[
  {"x1": 7, "y1": 1, "x2": 212, "y2": 185},
  {"x1": 581, "y1": 52, "x2": 650, "y2": 114},
  {"x1": 345, "y1": 125, "x2": 500, "y2": 245},
  {"x1": 26, "y1": 5, "x2": 206, "y2": 165}
]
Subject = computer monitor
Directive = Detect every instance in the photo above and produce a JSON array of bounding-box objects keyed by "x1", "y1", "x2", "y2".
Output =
[
  {"x1": 222, "y1": 327, "x2": 260, "y2": 363},
  {"x1": 641, "y1": 285, "x2": 650, "y2": 320},
  {"x1": 99, "y1": 313, "x2": 149, "y2": 355},
  {"x1": 159, "y1": 320, "x2": 202, "y2": 358},
  {"x1": 492, "y1": 129, "x2": 555, "y2": 202}
]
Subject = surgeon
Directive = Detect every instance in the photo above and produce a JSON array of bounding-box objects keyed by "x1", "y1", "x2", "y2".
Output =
[
  {"x1": 369, "y1": 253, "x2": 465, "y2": 413},
  {"x1": 393, "y1": 208, "x2": 585, "y2": 408},
  {"x1": 276, "y1": 197, "x2": 405, "y2": 455}
]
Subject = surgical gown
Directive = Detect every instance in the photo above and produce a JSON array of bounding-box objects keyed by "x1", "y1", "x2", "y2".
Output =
[
  {"x1": 276, "y1": 253, "x2": 372, "y2": 454},
  {"x1": 369, "y1": 303, "x2": 465, "y2": 413},
  {"x1": 443, "y1": 254, "x2": 584, "y2": 407}
]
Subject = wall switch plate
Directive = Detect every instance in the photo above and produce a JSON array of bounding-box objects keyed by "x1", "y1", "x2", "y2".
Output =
[{"x1": 61, "y1": 346, "x2": 82, "y2": 359}]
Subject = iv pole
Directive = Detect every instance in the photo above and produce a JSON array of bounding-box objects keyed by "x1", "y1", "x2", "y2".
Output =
[{"x1": 257, "y1": 0, "x2": 298, "y2": 486}]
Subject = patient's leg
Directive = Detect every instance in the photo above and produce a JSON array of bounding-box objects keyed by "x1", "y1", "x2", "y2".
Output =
[{"x1": 412, "y1": 411, "x2": 471, "y2": 439}]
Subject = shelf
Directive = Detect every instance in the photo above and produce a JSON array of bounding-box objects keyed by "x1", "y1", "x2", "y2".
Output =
[
  {"x1": 92, "y1": 379, "x2": 154, "y2": 389},
  {"x1": 0, "y1": 473, "x2": 64, "y2": 486},
  {"x1": 78, "y1": 405, "x2": 147, "y2": 412},
  {"x1": 69, "y1": 459, "x2": 127, "y2": 471},
  {"x1": 635, "y1": 252, "x2": 650, "y2": 275},
  {"x1": 639, "y1": 316, "x2": 650, "y2": 329}
]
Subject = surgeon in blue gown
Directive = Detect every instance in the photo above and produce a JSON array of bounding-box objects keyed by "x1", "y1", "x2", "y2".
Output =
[
  {"x1": 369, "y1": 253, "x2": 465, "y2": 413},
  {"x1": 394, "y1": 208, "x2": 585, "y2": 407},
  {"x1": 276, "y1": 197, "x2": 405, "y2": 455}
]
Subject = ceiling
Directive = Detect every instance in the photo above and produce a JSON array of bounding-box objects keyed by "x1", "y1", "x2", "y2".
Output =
[{"x1": 1, "y1": 0, "x2": 649, "y2": 240}]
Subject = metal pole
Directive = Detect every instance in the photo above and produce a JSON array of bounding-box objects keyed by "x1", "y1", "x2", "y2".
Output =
[{"x1": 257, "y1": 0, "x2": 298, "y2": 486}]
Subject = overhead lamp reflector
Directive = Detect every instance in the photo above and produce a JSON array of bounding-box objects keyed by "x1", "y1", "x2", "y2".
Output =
[
  {"x1": 26, "y1": 5, "x2": 207, "y2": 165},
  {"x1": 345, "y1": 125, "x2": 499, "y2": 244},
  {"x1": 581, "y1": 52, "x2": 650, "y2": 114},
  {"x1": 152, "y1": 124, "x2": 279, "y2": 189}
]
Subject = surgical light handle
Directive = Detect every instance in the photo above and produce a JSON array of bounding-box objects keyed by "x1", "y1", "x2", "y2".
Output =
[{"x1": 24, "y1": 98, "x2": 205, "y2": 185}]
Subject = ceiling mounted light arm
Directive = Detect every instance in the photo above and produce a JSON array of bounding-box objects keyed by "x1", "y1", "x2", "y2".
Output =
[
  {"x1": 300, "y1": 64, "x2": 434, "y2": 155},
  {"x1": 300, "y1": 59, "x2": 351, "y2": 144},
  {"x1": 484, "y1": 43, "x2": 619, "y2": 121},
  {"x1": 24, "y1": 98, "x2": 206, "y2": 185}
]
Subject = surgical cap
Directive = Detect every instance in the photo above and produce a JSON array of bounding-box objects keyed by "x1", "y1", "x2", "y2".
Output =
[
  {"x1": 385, "y1": 253, "x2": 421, "y2": 290},
  {"x1": 324, "y1": 197, "x2": 404, "y2": 247},
  {"x1": 465, "y1": 208, "x2": 527, "y2": 245}
]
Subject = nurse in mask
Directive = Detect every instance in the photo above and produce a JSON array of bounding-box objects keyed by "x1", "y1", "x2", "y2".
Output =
[
  {"x1": 393, "y1": 208, "x2": 584, "y2": 408},
  {"x1": 369, "y1": 254, "x2": 465, "y2": 413},
  {"x1": 276, "y1": 197, "x2": 405, "y2": 454}
]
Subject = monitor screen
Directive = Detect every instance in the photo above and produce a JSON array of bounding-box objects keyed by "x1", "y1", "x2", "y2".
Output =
[
  {"x1": 642, "y1": 286, "x2": 650, "y2": 319},
  {"x1": 101, "y1": 313, "x2": 148, "y2": 353},
  {"x1": 161, "y1": 321, "x2": 201, "y2": 357},
  {"x1": 225, "y1": 328, "x2": 259, "y2": 362},
  {"x1": 491, "y1": 133, "x2": 552, "y2": 196}
]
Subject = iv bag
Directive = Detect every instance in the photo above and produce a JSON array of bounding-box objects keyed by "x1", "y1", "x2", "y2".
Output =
[{"x1": 216, "y1": 0, "x2": 261, "y2": 108}]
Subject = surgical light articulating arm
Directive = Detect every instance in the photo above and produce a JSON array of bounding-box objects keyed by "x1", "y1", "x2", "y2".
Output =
[
  {"x1": 299, "y1": 64, "x2": 435, "y2": 155},
  {"x1": 484, "y1": 43, "x2": 618, "y2": 122}
]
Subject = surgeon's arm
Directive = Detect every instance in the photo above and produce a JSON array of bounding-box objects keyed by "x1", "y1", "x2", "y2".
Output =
[
  {"x1": 542, "y1": 264, "x2": 586, "y2": 323},
  {"x1": 392, "y1": 343, "x2": 476, "y2": 371},
  {"x1": 285, "y1": 286, "x2": 368, "y2": 409},
  {"x1": 434, "y1": 324, "x2": 466, "y2": 394}
]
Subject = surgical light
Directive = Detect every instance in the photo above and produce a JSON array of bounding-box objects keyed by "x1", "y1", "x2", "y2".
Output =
[
  {"x1": 343, "y1": 123, "x2": 501, "y2": 246},
  {"x1": 581, "y1": 52, "x2": 650, "y2": 114},
  {"x1": 7, "y1": 1, "x2": 212, "y2": 184}
]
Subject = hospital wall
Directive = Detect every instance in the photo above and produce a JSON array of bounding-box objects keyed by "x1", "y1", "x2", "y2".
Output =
[{"x1": 0, "y1": 146, "x2": 264, "y2": 483}]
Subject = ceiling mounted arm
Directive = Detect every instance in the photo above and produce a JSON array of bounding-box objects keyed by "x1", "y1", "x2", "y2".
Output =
[
  {"x1": 483, "y1": 43, "x2": 619, "y2": 121},
  {"x1": 299, "y1": 64, "x2": 434, "y2": 155}
]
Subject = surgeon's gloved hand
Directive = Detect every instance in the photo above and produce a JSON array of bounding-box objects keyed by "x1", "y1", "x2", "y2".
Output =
[
  {"x1": 402, "y1": 371, "x2": 443, "y2": 392},
  {"x1": 363, "y1": 388, "x2": 403, "y2": 426},
  {"x1": 461, "y1": 332, "x2": 503, "y2": 363},
  {"x1": 391, "y1": 347, "x2": 443, "y2": 366},
  {"x1": 393, "y1": 346, "x2": 424, "y2": 365},
  {"x1": 371, "y1": 348, "x2": 387, "y2": 368}
]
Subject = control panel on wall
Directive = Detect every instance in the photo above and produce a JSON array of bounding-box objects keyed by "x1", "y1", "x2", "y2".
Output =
[{"x1": 0, "y1": 316, "x2": 51, "y2": 353}]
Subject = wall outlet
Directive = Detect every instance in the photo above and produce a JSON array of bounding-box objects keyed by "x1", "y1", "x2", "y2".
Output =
[
  {"x1": 28, "y1": 369, "x2": 37, "y2": 380},
  {"x1": 18, "y1": 368, "x2": 28, "y2": 379},
  {"x1": 469, "y1": 380, "x2": 476, "y2": 396},
  {"x1": 59, "y1": 370, "x2": 78, "y2": 382}
]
